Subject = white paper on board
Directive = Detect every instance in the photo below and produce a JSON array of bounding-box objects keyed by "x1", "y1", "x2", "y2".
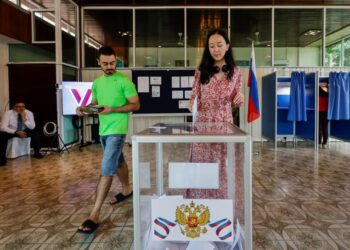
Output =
[
  {"x1": 189, "y1": 76, "x2": 195, "y2": 87},
  {"x1": 178, "y1": 100, "x2": 189, "y2": 109},
  {"x1": 181, "y1": 76, "x2": 189, "y2": 88},
  {"x1": 152, "y1": 86, "x2": 160, "y2": 97},
  {"x1": 172, "y1": 90, "x2": 183, "y2": 99},
  {"x1": 138, "y1": 76, "x2": 150, "y2": 93},
  {"x1": 172, "y1": 76, "x2": 180, "y2": 88},
  {"x1": 150, "y1": 76, "x2": 162, "y2": 85},
  {"x1": 185, "y1": 90, "x2": 192, "y2": 99}
]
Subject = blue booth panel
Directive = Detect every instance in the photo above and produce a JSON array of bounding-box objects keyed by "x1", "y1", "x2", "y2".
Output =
[
  {"x1": 331, "y1": 120, "x2": 350, "y2": 140},
  {"x1": 277, "y1": 95, "x2": 290, "y2": 108},
  {"x1": 277, "y1": 109, "x2": 294, "y2": 135},
  {"x1": 296, "y1": 110, "x2": 315, "y2": 141}
]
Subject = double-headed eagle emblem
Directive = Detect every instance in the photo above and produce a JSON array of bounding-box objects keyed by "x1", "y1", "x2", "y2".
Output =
[{"x1": 176, "y1": 201, "x2": 210, "y2": 238}]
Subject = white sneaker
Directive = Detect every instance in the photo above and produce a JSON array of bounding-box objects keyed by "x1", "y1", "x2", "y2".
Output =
[{"x1": 322, "y1": 144, "x2": 328, "y2": 149}]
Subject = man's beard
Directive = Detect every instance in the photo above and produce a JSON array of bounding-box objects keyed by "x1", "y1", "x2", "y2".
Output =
[{"x1": 104, "y1": 69, "x2": 115, "y2": 75}]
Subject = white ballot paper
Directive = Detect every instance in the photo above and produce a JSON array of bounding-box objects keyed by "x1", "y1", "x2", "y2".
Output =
[{"x1": 192, "y1": 96, "x2": 198, "y2": 125}]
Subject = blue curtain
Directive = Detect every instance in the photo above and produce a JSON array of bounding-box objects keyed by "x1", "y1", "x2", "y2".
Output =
[
  {"x1": 288, "y1": 71, "x2": 307, "y2": 121},
  {"x1": 328, "y1": 72, "x2": 350, "y2": 120}
]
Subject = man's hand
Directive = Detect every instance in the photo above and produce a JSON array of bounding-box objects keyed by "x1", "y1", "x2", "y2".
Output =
[
  {"x1": 76, "y1": 106, "x2": 84, "y2": 116},
  {"x1": 15, "y1": 131, "x2": 27, "y2": 138},
  {"x1": 98, "y1": 106, "x2": 111, "y2": 114},
  {"x1": 19, "y1": 111, "x2": 27, "y2": 122}
]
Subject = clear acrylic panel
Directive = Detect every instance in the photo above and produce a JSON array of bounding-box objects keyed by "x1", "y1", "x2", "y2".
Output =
[{"x1": 133, "y1": 122, "x2": 251, "y2": 249}]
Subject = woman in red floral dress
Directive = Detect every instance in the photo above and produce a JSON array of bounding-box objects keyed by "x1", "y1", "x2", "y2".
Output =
[{"x1": 187, "y1": 28, "x2": 244, "y2": 199}]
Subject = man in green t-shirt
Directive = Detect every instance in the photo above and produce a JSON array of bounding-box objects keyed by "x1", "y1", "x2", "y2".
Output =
[{"x1": 76, "y1": 46, "x2": 140, "y2": 234}]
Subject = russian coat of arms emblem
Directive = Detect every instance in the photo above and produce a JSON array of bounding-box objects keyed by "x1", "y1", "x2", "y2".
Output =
[{"x1": 175, "y1": 200, "x2": 210, "y2": 238}]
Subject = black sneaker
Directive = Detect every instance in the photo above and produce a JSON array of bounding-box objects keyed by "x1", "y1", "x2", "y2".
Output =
[{"x1": 33, "y1": 153, "x2": 44, "y2": 159}]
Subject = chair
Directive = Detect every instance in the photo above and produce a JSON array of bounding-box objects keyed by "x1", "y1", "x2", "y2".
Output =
[{"x1": 6, "y1": 137, "x2": 31, "y2": 159}]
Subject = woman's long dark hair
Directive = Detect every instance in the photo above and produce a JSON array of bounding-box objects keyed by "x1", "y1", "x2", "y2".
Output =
[{"x1": 198, "y1": 28, "x2": 236, "y2": 84}]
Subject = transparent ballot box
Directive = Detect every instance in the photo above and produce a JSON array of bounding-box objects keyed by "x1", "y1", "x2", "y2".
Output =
[{"x1": 132, "y1": 122, "x2": 252, "y2": 250}]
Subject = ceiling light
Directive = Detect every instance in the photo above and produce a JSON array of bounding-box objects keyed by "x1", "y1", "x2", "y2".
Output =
[
  {"x1": 302, "y1": 29, "x2": 322, "y2": 36},
  {"x1": 118, "y1": 31, "x2": 132, "y2": 37}
]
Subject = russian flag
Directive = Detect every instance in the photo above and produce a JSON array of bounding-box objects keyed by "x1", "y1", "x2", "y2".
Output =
[{"x1": 247, "y1": 44, "x2": 260, "y2": 123}]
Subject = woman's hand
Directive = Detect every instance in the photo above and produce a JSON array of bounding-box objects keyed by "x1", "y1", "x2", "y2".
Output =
[{"x1": 232, "y1": 92, "x2": 244, "y2": 106}]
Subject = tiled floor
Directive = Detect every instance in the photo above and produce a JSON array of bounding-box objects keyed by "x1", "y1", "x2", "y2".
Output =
[{"x1": 0, "y1": 141, "x2": 349, "y2": 249}]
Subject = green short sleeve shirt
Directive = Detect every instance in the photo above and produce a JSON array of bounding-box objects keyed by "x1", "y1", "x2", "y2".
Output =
[{"x1": 92, "y1": 71, "x2": 138, "y2": 135}]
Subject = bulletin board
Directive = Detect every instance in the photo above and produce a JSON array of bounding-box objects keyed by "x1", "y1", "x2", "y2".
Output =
[{"x1": 132, "y1": 69, "x2": 195, "y2": 114}]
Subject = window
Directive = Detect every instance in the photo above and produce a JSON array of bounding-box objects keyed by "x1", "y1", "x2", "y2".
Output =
[
  {"x1": 83, "y1": 9, "x2": 133, "y2": 67},
  {"x1": 231, "y1": 9, "x2": 272, "y2": 66},
  {"x1": 325, "y1": 9, "x2": 350, "y2": 67},
  {"x1": 135, "y1": 9, "x2": 184, "y2": 67},
  {"x1": 274, "y1": 9, "x2": 323, "y2": 67},
  {"x1": 186, "y1": 9, "x2": 228, "y2": 67}
]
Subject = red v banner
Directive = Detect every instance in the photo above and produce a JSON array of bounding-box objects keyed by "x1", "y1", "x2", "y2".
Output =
[{"x1": 69, "y1": 88, "x2": 92, "y2": 107}]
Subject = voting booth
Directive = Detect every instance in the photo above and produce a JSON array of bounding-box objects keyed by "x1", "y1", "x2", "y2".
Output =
[{"x1": 132, "y1": 122, "x2": 252, "y2": 250}]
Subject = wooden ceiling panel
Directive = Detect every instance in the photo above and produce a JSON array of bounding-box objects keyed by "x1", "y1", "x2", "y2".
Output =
[{"x1": 78, "y1": 0, "x2": 350, "y2": 6}]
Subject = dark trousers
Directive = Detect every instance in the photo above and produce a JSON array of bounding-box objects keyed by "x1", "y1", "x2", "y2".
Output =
[
  {"x1": 0, "y1": 128, "x2": 41, "y2": 163},
  {"x1": 319, "y1": 111, "x2": 329, "y2": 145}
]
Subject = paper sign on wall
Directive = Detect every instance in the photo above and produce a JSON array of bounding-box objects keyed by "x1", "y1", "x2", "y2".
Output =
[
  {"x1": 150, "y1": 76, "x2": 162, "y2": 85},
  {"x1": 172, "y1": 76, "x2": 180, "y2": 88},
  {"x1": 152, "y1": 86, "x2": 160, "y2": 98},
  {"x1": 178, "y1": 100, "x2": 189, "y2": 109},
  {"x1": 172, "y1": 90, "x2": 183, "y2": 99},
  {"x1": 138, "y1": 77, "x2": 150, "y2": 93}
]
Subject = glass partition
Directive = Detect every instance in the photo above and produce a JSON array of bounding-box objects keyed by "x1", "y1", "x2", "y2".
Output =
[
  {"x1": 61, "y1": 0, "x2": 77, "y2": 65},
  {"x1": 325, "y1": 9, "x2": 350, "y2": 67},
  {"x1": 274, "y1": 9, "x2": 323, "y2": 67},
  {"x1": 186, "y1": 9, "x2": 228, "y2": 67},
  {"x1": 135, "y1": 9, "x2": 184, "y2": 67},
  {"x1": 83, "y1": 9, "x2": 133, "y2": 67},
  {"x1": 9, "y1": 44, "x2": 55, "y2": 62},
  {"x1": 32, "y1": 11, "x2": 56, "y2": 43},
  {"x1": 231, "y1": 9, "x2": 272, "y2": 66}
]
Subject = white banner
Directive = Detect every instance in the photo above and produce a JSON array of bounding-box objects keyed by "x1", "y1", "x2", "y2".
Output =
[{"x1": 152, "y1": 199, "x2": 233, "y2": 242}]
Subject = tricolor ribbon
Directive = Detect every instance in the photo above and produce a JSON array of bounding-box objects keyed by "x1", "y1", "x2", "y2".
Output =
[
  {"x1": 153, "y1": 217, "x2": 176, "y2": 239},
  {"x1": 209, "y1": 218, "x2": 233, "y2": 240}
]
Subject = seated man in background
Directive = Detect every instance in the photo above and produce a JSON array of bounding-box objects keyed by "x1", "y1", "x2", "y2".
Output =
[{"x1": 0, "y1": 102, "x2": 43, "y2": 166}]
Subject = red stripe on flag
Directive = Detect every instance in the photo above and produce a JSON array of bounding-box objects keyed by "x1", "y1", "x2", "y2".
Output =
[{"x1": 248, "y1": 98, "x2": 260, "y2": 123}]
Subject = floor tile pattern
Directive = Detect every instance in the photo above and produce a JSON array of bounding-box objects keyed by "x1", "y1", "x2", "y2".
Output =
[{"x1": 0, "y1": 141, "x2": 349, "y2": 249}]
